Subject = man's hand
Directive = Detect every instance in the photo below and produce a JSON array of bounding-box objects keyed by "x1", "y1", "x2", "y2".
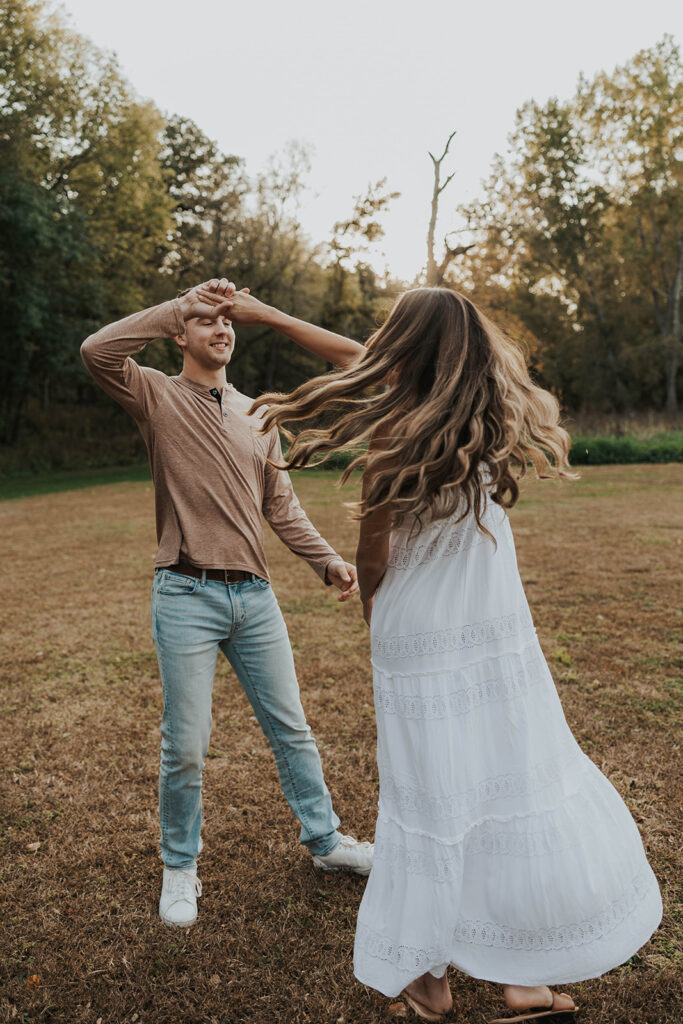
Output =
[
  {"x1": 196, "y1": 286, "x2": 270, "y2": 326},
  {"x1": 178, "y1": 278, "x2": 236, "y2": 321},
  {"x1": 326, "y1": 558, "x2": 359, "y2": 601}
]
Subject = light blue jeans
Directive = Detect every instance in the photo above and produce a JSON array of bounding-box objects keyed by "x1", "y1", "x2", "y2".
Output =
[{"x1": 151, "y1": 568, "x2": 341, "y2": 869}]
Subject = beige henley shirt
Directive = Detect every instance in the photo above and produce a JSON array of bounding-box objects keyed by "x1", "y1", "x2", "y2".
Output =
[{"x1": 80, "y1": 300, "x2": 339, "y2": 582}]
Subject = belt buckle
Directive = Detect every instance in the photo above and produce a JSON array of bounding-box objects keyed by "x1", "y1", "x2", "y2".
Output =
[{"x1": 223, "y1": 568, "x2": 231, "y2": 585}]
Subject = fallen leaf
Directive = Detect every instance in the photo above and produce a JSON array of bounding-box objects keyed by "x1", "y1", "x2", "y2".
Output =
[
  {"x1": 388, "y1": 1002, "x2": 408, "y2": 1018},
  {"x1": 26, "y1": 975, "x2": 41, "y2": 989},
  {"x1": 26, "y1": 841, "x2": 41, "y2": 853},
  {"x1": 209, "y1": 974, "x2": 221, "y2": 986}
]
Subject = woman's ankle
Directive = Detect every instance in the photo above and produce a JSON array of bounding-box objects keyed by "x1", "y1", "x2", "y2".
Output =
[
  {"x1": 418, "y1": 972, "x2": 453, "y2": 1012},
  {"x1": 502, "y1": 984, "x2": 551, "y2": 1010}
]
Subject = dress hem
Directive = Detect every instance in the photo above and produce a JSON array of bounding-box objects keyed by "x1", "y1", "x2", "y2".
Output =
[{"x1": 353, "y1": 889, "x2": 662, "y2": 997}]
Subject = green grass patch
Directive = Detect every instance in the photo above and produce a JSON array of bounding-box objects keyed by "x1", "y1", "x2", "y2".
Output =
[
  {"x1": 0, "y1": 463, "x2": 151, "y2": 500},
  {"x1": 2, "y1": 430, "x2": 682, "y2": 502}
]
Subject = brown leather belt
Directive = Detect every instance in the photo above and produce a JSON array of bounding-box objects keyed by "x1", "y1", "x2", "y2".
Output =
[{"x1": 168, "y1": 561, "x2": 254, "y2": 585}]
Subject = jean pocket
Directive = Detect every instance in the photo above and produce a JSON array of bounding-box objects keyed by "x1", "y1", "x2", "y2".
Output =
[
  {"x1": 252, "y1": 576, "x2": 270, "y2": 590},
  {"x1": 157, "y1": 571, "x2": 199, "y2": 596}
]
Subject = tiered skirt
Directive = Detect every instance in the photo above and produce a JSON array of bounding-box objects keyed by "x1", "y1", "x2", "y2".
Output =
[{"x1": 353, "y1": 504, "x2": 662, "y2": 995}]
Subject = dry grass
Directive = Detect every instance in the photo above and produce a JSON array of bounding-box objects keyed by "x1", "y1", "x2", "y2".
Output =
[{"x1": 1, "y1": 465, "x2": 682, "y2": 1024}]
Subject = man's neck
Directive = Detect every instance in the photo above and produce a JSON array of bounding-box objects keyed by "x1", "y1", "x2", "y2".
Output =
[{"x1": 181, "y1": 357, "x2": 228, "y2": 390}]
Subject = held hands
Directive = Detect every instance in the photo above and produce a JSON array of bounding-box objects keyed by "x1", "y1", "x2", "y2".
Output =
[
  {"x1": 177, "y1": 278, "x2": 238, "y2": 321},
  {"x1": 195, "y1": 281, "x2": 270, "y2": 326},
  {"x1": 326, "y1": 558, "x2": 360, "y2": 602}
]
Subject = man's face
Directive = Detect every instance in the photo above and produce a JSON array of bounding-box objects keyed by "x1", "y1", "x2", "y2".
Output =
[{"x1": 177, "y1": 314, "x2": 236, "y2": 368}]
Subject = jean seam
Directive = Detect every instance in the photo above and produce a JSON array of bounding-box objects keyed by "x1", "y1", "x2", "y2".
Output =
[
  {"x1": 156, "y1": 645, "x2": 175, "y2": 857},
  {"x1": 224, "y1": 643, "x2": 314, "y2": 838}
]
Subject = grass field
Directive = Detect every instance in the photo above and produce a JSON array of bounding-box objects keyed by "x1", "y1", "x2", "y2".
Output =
[{"x1": 1, "y1": 466, "x2": 682, "y2": 1024}]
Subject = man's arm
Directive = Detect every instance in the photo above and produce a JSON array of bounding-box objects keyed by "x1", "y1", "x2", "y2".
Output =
[
  {"x1": 197, "y1": 286, "x2": 366, "y2": 370},
  {"x1": 262, "y1": 426, "x2": 358, "y2": 599},
  {"x1": 80, "y1": 282, "x2": 235, "y2": 420},
  {"x1": 80, "y1": 301, "x2": 185, "y2": 420}
]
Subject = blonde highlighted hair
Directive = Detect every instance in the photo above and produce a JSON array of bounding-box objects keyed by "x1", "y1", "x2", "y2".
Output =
[{"x1": 251, "y1": 287, "x2": 576, "y2": 533}]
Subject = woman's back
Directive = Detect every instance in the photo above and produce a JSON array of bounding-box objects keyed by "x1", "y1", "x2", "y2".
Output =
[{"x1": 371, "y1": 494, "x2": 533, "y2": 674}]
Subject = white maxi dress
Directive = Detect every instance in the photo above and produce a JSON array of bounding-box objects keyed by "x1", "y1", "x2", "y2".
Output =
[{"x1": 353, "y1": 494, "x2": 662, "y2": 995}]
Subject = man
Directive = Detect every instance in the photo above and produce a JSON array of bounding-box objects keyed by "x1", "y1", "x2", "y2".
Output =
[{"x1": 80, "y1": 278, "x2": 373, "y2": 929}]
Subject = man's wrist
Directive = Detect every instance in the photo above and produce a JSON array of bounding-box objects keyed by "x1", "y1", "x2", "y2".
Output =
[
  {"x1": 177, "y1": 294, "x2": 194, "y2": 321},
  {"x1": 323, "y1": 555, "x2": 340, "y2": 586}
]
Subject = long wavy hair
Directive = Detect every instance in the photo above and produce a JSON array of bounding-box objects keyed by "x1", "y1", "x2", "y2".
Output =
[{"x1": 251, "y1": 287, "x2": 575, "y2": 534}]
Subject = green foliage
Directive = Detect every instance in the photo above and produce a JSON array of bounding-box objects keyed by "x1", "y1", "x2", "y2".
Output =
[
  {"x1": 1, "y1": 2, "x2": 680, "y2": 473},
  {"x1": 0, "y1": 0, "x2": 176, "y2": 442},
  {"x1": 287, "y1": 435, "x2": 683, "y2": 470},
  {"x1": 458, "y1": 36, "x2": 682, "y2": 415},
  {"x1": 0, "y1": 168, "x2": 96, "y2": 443},
  {"x1": 569, "y1": 433, "x2": 683, "y2": 465},
  {"x1": 0, "y1": 0, "x2": 398, "y2": 456}
]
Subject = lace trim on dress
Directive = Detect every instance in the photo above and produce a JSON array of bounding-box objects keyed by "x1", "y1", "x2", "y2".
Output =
[
  {"x1": 453, "y1": 864, "x2": 656, "y2": 951},
  {"x1": 373, "y1": 644, "x2": 547, "y2": 721},
  {"x1": 355, "y1": 864, "x2": 656, "y2": 970},
  {"x1": 388, "y1": 519, "x2": 489, "y2": 570},
  {"x1": 355, "y1": 922, "x2": 450, "y2": 976},
  {"x1": 378, "y1": 744, "x2": 583, "y2": 824},
  {"x1": 372, "y1": 607, "x2": 535, "y2": 661}
]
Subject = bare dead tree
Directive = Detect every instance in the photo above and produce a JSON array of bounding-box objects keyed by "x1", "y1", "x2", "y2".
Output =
[{"x1": 426, "y1": 131, "x2": 474, "y2": 285}]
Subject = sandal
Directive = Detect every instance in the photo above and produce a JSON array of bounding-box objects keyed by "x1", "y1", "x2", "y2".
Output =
[
  {"x1": 488, "y1": 989, "x2": 578, "y2": 1023},
  {"x1": 400, "y1": 988, "x2": 447, "y2": 1021}
]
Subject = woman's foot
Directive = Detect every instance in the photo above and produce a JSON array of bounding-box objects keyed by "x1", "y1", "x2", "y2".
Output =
[
  {"x1": 403, "y1": 971, "x2": 453, "y2": 1018},
  {"x1": 502, "y1": 984, "x2": 576, "y2": 1015}
]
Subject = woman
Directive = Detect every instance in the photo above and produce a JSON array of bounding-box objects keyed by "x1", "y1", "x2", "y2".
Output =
[{"x1": 198, "y1": 283, "x2": 662, "y2": 1022}]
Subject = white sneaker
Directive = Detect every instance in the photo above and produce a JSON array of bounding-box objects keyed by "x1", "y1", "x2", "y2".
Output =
[
  {"x1": 159, "y1": 866, "x2": 202, "y2": 927},
  {"x1": 311, "y1": 834, "x2": 374, "y2": 876}
]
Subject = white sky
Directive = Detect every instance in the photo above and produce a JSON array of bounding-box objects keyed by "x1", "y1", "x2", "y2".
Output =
[{"x1": 57, "y1": 0, "x2": 680, "y2": 282}]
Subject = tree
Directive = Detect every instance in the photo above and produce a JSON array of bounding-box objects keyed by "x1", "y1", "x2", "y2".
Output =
[
  {"x1": 425, "y1": 131, "x2": 473, "y2": 286},
  {"x1": 458, "y1": 38, "x2": 682, "y2": 413},
  {"x1": 578, "y1": 36, "x2": 683, "y2": 413},
  {"x1": 159, "y1": 113, "x2": 245, "y2": 291},
  {"x1": 0, "y1": 0, "x2": 177, "y2": 442},
  {"x1": 323, "y1": 178, "x2": 400, "y2": 341},
  {"x1": 0, "y1": 169, "x2": 94, "y2": 443}
]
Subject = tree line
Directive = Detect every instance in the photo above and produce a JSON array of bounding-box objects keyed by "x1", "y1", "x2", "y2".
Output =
[
  {"x1": 0, "y1": 0, "x2": 400, "y2": 454},
  {"x1": 0, "y1": 0, "x2": 680, "y2": 467},
  {"x1": 454, "y1": 36, "x2": 682, "y2": 415}
]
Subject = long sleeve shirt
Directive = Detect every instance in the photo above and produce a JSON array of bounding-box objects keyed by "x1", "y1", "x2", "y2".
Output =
[{"x1": 80, "y1": 300, "x2": 339, "y2": 582}]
